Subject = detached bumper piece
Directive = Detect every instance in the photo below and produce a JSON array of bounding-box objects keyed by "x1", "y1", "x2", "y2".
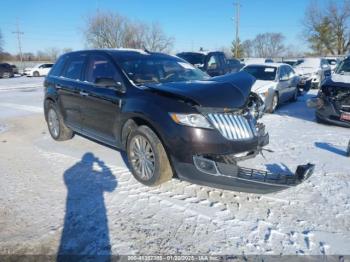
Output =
[{"x1": 193, "y1": 156, "x2": 315, "y2": 193}]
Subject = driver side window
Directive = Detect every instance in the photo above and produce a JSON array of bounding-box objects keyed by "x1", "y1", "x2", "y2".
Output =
[
  {"x1": 207, "y1": 55, "x2": 218, "y2": 70},
  {"x1": 85, "y1": 54, "x2": 122, "y2": 84},
  {"x1": 279, "y1": 66, "x2": 288, "y2": 80}
]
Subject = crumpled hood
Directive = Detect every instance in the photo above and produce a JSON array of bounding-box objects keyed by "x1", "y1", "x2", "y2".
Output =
[
  {"x1": 322, "y1": 73, "x2": 350, "y2": 90},
  {"x1": 251, "y1": 80, "x2": 275, "y2": 93},
  {"x1": 144, "y1": 72, "x2": 256, "y2": 108}
]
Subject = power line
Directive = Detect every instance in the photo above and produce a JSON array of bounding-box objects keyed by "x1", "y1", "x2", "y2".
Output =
[{"x1": 12, "y1": 19, "x2": 24, "y2": 64}]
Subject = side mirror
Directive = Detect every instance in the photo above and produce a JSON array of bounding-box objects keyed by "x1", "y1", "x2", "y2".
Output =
[{"x1": 95, "y1": 77, "x2": 125, "y2": 93}]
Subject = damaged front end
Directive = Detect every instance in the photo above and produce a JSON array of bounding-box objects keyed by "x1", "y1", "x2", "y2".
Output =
[
  {"x1": 307, "y1": 78, "x2": 350, "y2": 127},
  {"x1": 187, "y1": 97, "x2": 314, "y2": 193}
]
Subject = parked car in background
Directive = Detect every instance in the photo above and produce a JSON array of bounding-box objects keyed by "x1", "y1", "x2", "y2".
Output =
[
  {"x1": 24, "y1": 63, "x2": 53, "y2": 77},
  {"x1": 0, "y1": 63, "x2": 14, "y2": 78},
  {"x1": 280, "y1": 59, "x2": 303, "y2": 67},
  {"x1": 176, "y1": 51, "x2": 242, "y2": 77},
  {"x1": 43, "y1": 49, "x2": 313, "y2": 193},
  {"x1": 308, "y1": 57, "x2": 350, "y2": 128},
  {"x1": 294, "y1": 58, "x2": 331, "y2": 89},
  {"x1": 242, "y1": 58, "x2": 274, "y2": 65},
  {"x1": 10, "y1": 65, "x2": 19, "y2": 74},
  {"x1": 227, "y1": 58, "x2": 244, "y2": 72},
  {"x1": 325, "y1": 57, "x2": 340, "y2": 71},
  {"x1": 242, "y1": 63, "x2": 300, "y2": 113}
]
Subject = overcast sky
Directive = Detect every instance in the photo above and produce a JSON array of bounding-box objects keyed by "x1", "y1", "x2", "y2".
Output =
[{"x1": 0, "y1": 0, "x2": 329, "y2": 54}]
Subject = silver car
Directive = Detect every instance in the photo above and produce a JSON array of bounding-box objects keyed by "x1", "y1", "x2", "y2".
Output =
[{"x1": 242, "y1": 63, "x2": 300, "y2": 113}]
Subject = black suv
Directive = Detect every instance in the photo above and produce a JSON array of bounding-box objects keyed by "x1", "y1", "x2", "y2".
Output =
[
  {"x1": 44, "y1": 49, "x2": 313, "y2": 193},
  {"x1": 0, "y1": 63, "x2": 14, "y2": 78}
]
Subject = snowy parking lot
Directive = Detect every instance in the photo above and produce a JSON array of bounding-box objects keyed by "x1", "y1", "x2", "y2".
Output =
[{"x1": 0, "y1": 76, "x2": 349, "y2": 256}]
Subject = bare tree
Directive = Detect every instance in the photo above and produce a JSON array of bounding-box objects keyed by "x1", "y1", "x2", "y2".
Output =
[
  {"x1": 242, "y1": 40, "x2": 253, "y2": 57},
  {"x1": 252, "y1": 33, "x2": 285, "y2": 58},
  {"x1": 303, "y1": 0, "x2": 350, "y2": 55},
  {"x1": 84, "y1": 11, "x2": 174, "y2": 52},
  {"x1": 143, "y1": 23, "x2": 174, "y2": 52},
  {"x1": 46, "y1": 47, "x2": 60, "y2": 61}
]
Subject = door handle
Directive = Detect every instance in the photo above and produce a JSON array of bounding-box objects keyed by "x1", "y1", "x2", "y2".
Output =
[
  {"x1": 56, "y1": 84, "x2": 63, "y2": 89},
  {"x1": 79, "y1": 91, "x2": 89, "y2": 96}
]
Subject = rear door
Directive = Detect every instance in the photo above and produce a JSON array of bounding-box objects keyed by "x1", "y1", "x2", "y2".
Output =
[
  {"x1": 80, "y1": 52, "x2": 124, "y2": 145},
  {"x1": 56, "y1": 53, "x2": 87, "y2": 130}
]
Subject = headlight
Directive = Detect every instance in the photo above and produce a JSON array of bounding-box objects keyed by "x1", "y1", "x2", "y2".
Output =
[
  {"x1": 169, "y1": 113, "x2": 213, "y2": 129},
  {"x1": 258, "y1": 90, "x2": 270, "y2": 98}
]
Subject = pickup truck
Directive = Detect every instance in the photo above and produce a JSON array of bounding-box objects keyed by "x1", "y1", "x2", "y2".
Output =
[{"x1": 176, "y1": 51, "x2": 244, "y2": 77}]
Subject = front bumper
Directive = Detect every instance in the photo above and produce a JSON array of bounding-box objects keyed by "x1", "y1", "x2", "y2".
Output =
[
  {"x1": 172, "y1": 156, "x2": 314, "y2": 194},
  {"x1": 308, "y1": 97, "x2": 350, "y2": 128}
]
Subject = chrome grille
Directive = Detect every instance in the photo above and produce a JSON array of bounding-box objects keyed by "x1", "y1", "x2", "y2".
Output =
[{"x1": 207, "y1": 113, "x2": 255, "y2": 140}]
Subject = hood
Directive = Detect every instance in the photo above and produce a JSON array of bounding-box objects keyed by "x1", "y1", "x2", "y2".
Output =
[
  {"x1": 251, "y1": 80, "x2": 275, "y2": 93},
  {"x1": 294, "y1": 67, "x2": 316, "y2": 75},
  {"x1": 144, "y1": 72, "x2": 255, "y2": 108},
  {"x1": 322, "y1": 74, "x2": 350, "y2": 89}
]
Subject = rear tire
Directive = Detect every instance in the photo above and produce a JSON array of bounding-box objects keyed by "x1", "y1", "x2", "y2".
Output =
[
  {"x1": 127, "y1": 125, "x2": 173, "y2": 186},
  {"x1": 45, "y1": 101, "x2": 74, "y2": 141}
]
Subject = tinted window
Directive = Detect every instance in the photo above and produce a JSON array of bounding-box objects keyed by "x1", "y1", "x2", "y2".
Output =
[
  {"x1": 279, "y1": 66, "x2": 288, "y2": 80},
  {"x1": 50, "y1": 56, "x2": 67, "y2": 77},
  {"x1": 243, "y1": 66, "x2": 277, "y2": 81},
  {"x1": 63, "y1": 55, "x2": 86, "y2": 80},
  {"x1": 335, "y1": 59, "x2": 350, "y2": 74},
  {"x1": 85, "y1": 54, "x2": 122, "y2": 83},
  {"x1": 207, "y1": 55, "x2": 219, "y2": 70},
  {"x1": 177, "y1": 53, "x2": 205, "y2": 65},
  {"x1": 119, "y1": 56, "x2": 209, "y2": 85}
]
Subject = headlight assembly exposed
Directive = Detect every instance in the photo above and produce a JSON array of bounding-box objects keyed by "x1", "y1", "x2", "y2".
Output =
[{"x1": 169, "y1": 113, "x2": 213, "y2": 129}]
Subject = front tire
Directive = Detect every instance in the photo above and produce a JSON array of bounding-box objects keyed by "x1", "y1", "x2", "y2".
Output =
[
  {"x1": 127, "y1": 125, "x2": 173, "y2": 186},
  {"x1": 33, "y1": 71, "x2": 40, "y2": 77},
  {"x1": 45, "y1": 101, "x2": 74, "y2": 141}
]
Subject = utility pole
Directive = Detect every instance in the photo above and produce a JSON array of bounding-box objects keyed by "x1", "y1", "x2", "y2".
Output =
[
  {"x1": 12, "y1": 19, "x2": 24, "y2": 68},
  {"x1": 233, "y1": 0, "x2": 240, "y2": 58}
]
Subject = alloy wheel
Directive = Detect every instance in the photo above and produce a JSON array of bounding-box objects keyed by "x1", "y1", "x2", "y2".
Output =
[
  {"x1": 48, "y1": 108, "x2": 60, "y2": 138},
  {"x1": 129, "y1": 135, "x2": 155, "y2": 180}
]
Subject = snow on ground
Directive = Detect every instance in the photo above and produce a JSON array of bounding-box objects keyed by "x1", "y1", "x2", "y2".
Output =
[{"x1": 0, "y1": 77, "x2": 349, "y2": 256}]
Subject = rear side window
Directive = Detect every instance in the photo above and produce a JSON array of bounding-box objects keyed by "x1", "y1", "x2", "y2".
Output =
[
  {"x1": 85, "y1": 54, "x2": 122, "y2": 83},
  {"x1": 63, "y1": 54, "x2": 86, "y2": 80},
  {"x1": 49, "y1": 56, "x2": 67, "y2": 77}
]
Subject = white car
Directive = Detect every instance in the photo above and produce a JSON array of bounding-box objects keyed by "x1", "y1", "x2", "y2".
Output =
[
  {"x1": 294, "y1": 58, "x2": 331, "y2": 88},
  {"x1": 242, "y1": 63, "x2": 300, "y2": 113},
  {"x1": 24, "y1": 63, "x2": 53, "y2": 77}
]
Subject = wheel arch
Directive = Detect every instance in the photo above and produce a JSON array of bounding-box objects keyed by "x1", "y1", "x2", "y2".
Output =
[{"x1": 120, "y1": 116, "x2": 178, "y2": 177}]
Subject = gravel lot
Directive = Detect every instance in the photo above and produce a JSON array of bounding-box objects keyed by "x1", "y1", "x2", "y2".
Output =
[{"x1": 0, "y1": 76, "x2": 349, "y2": 256}]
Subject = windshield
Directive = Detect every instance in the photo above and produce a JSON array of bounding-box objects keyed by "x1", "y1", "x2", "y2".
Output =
[
  {"x1": 176, "y1": 53, "x2": 205, "y2": 65},
  {"x1": 335, "y1": 59, "x2": 350, "y2": 75},
  {"x1": 297, "y1": 59, "x2": 320, "y2": 68},
  {"x1": 119, "y1": 57, "x2": 209, "y2": 85},
  {"x1": 243, "y1": 66, "x2": 277, "y2": 81}
]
